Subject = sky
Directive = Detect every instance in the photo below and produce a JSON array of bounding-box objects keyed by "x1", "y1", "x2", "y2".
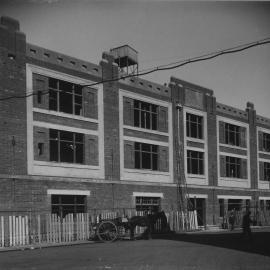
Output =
[{"x1": 1, "y1": 0, "x2": 270, "y2": 117}]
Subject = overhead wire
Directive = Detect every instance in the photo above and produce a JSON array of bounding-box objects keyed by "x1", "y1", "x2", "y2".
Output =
[{"x1": 0, "y1": 37, "x2": 269, "y2": 101}]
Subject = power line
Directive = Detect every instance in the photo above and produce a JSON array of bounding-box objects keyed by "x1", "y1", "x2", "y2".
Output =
[
  {"x1": 146, "y1": 37, "x2": 270, "y2": 70},
  {"x1": 0, "y1": 37, "x2": 269, "y2": 101},
  {"x1": 0, "y1": 91, "x2": 49, "y2": 101},
  {"x1": 83, "y1": 37, "x2": 270, "y2": 87}
]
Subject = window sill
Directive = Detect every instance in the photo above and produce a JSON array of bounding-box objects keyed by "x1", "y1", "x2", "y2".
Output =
[
  {"x1": 219, "y1": 143, "x2": 247, "y2": 151},
  {"x1": 33, "y1": 108, "x2": 99, "y2": 123},
  {"x1": 123, "y1": 125, "x2": 169, "y2": 136},
  {"x1": 220, "y1": 177, "x2": 248, "y2": 182},
  {"x1": 187, "y1": 174, "x2": 206, "y2": 179},
  {"x1": 258, "y1": 151, "x2": 270, "y2": 155},
  {"x1": 34, "y1": 160, "x2": 99, "y2": 169},
  {"x1": 186, "y1": 137, "x2": 205, "y2": 144},
  {"x1": 259, "y1": 180, "x2": 270, "y2": 183},
  {"x1": 124, "y1": 168, "x2": 170, "y2": 176}
]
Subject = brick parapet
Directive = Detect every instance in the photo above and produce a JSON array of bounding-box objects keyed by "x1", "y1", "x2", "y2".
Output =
[
  {"x1": 256, "y1": 115, "x2": 270, "y2": 129},
  {"x1": 216, "y1": 102, "x2": 248, "y2": 122},
  {"x1": 27, "y1": 57, "x2": 100, "y2": 83},
  {"x1": 119, "y1": 77, "x2": 170, "y2": 99},
  {"x1": 26, "y1": 43, "x2": 102, "y2": 79}
]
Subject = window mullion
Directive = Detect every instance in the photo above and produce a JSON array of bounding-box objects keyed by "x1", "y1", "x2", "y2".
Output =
[
  {"x1": 150, "y1": 105, "x2": 152, "y2": 129},
  {"x1": 140, "y1": 144, "x2": 142, "y2": 169},
  {"x1": 72, "y1": 85, "x2": 75, "y2": 115},
  {"x1": 150, "y1": 146, "x2": 153, "y2": 170},
  {"x1": 58, "y1": 131, "x2": 60, "y2": 162},
  {"x1": 73, "y1": 133, "x2": 76, "y2": 163},
  {"x1": 57, "y1": 81, "x2": 60, "y2": 112}
]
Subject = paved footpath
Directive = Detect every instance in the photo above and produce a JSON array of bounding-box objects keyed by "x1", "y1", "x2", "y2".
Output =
[{"x1": 1, "y1": 230, "x2": 270, "y2": 270}]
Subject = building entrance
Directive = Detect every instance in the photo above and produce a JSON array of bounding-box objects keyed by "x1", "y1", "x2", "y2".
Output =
[{"x1": 189, "y1": 198, "x2": 205, "y2": 226}]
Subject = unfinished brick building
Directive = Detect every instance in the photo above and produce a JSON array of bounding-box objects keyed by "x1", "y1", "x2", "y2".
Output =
[{"x1": 1, "y1": 16, "x2": 270, "y2": 228}]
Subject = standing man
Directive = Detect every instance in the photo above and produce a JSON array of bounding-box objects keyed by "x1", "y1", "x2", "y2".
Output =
[
  {"x1": 242, "y1": 210, "x2": 253, "y2": 240},
  {"x1": 228, "y1": 209, "x2": 236, "y2": 231}
]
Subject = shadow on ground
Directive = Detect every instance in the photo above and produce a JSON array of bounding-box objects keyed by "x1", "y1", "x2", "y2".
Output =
[{"x1": 152, "y1": 230, "x2": 270, "y2": 257}]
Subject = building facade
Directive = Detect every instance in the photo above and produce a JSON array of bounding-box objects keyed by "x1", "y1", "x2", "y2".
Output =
[{"x1": 1, "y1": 16, "x2": 270, "y2": 227}]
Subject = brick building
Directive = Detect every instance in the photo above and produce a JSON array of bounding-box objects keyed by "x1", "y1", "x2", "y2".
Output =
[{"x1": 1, "y1": 16, "x2": 270, "y2": 228}]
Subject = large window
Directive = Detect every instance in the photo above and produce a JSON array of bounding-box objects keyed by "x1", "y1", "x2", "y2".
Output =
[
  {"x1": 49, "y1": 78, "x2": 83, "y2": 116},
  {"x1": 187, "y1": 150, "x2": 204, "y2": 175},
  {"x1": 51, "y1": 195, "x2": 86, "y2": 218},
  {"x1": 135, "y1": 196, "x2": 161, "y2": 213},
  {"x1": 134, "y1": 100, "x2": 158, "y2": 130},
  {"x1": 49, "y1": 129, "x2": 84, "y2": 164},
  {"x1": 226, "y1": 156, "x2": 240, "y2": 178},
  {"x1": 263, "y1": 133, "x2": 270, "y2": 152},
  {"x1": 186, "y1": 113, "x2": 203, "y2": 139},
  {"x1": 225, "y1": 123, "x2": 240, "y2": 146},
  {"x1": 264, "y1": 162, "x2": 270, "y2": 181},
  {"x1": 134, "y1": 142, "x2": 158, "y2": 170}
]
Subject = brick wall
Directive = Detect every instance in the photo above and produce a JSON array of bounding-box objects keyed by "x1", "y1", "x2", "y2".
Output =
[
  {"x1": 0, "y1": 17, "x2": 27, "y2": 175},
  {"x1": 2, "y1": 16, "x2": 270, "y2": 229},
  {"x1": 100, "y1": 53, "x2": 120, "y2": 181},
  {"x1": 0, "y1": 177, "x2": 179, "y2": 213},
  {"x1": 246, "y1": 103, "x2": 258, "y2": 189}
]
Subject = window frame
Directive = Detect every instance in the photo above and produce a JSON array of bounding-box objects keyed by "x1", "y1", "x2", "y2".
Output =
[
  {"x1": 225, "y1": 123, "x2": 240, "y2": 146},
  {"x1": 225, "y1": 156, "x2": 241, "y2": 178},
  {"x1": 49, "y1": 129, "x2": 84, "y2": 164},
  {"x1": 51, "y1": 194, "x2": 87, "y2": 219},
  {"x1": 135, "y1": 196, "x2": 161, "y2": 213},
  {"x1": 49, "y1": 77, "x2": 83, "y2": 116},
  {"x1": 263, "y1": 133, "x2": 270, "y2": 152},
  {"x1": 187, "y1": 150, "x2": 204, "y2": 175},
  {"x1": 134, "y1": 100, "x2": 158, "y2": 131},
  {"x1": 263, "y1": 162, "x2": 270, "y2": 181},
  {"x1": 134, "y1": 142, "x2": 159, "y2": 171},
  {"x1": 186, "y1": 113, "x2": 203, "y2": 140}
]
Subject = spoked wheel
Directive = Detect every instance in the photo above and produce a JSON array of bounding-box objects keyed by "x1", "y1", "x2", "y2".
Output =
[{"x1": 97, "y1": 221, "x2": 118, "y2": 242}]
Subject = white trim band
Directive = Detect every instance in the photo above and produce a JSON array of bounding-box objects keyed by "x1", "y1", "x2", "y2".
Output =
[
  {"x1": 259, "y1": 197, "x2": 270, "y2": 200},
  {"x1": 217, "y1": 195, "x2": 251, "y2": 200},
  {"x1": 47, "y1": 189, "x2": 91, "y2": 196},
  {"x1": 132, "y1": 192, "x2": 164, "y2": 198},
  {"x1": 188, "y1": 194, "x2": 208, "y2": 199}
]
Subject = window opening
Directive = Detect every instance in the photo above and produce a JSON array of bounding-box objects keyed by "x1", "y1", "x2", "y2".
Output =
[
  {"x1": 225, "y1": 156, "x2": 240, "y2": 178},
  {"x1": 134, "y1": 100, "x2": 157, "y2": 130},
  {"x1": 263, "y1": 133, "x2": 270, "y2": 152},
  {"x1": 264, "y1": 162, "x2": 270, "y2": 181},
  {"x1": 51, "y1": 195, "x2": 86, "y2": 219},
  {"x1": 134, "y1": 142, "x2": 158, "y2": 170},
  {"x1": 49, "y1": 129, "x2": 84, "y2": 164},
  {"x1": 187, "y1": 150, "x2": 204, "y2": 175},
  {"x1": 266, "y1": 200, "x2": 270, "y2": 210},
  {"x1": 186, "y1": 113, "x2": 203, "y2": 139},
  {"x1": 38, "y1": 143, "x2": 44, "y2": 156},
  {"x1": 228, "y1": 199, "x2": 242, "y2": 211},
  {"x1": 49, "y1": 77, "x2": 83, "y2": 116},
  {"x1": 135, "y1": 196, "x2": 161, "y2": 213},
  {"x1": 37, "y1": 91, "x2": 42, "y2": 104},
  {"x1": 219, "y1": 199, "x2": 224, "y2": 217},
  {"x1": 225, "y1": 123, "x2": 240, "y2": 146}
]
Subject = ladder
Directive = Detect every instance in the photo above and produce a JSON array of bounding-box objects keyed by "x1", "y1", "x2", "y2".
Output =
[{"x1": 175, "y1": 105, "x2": 193, "y2": 231}]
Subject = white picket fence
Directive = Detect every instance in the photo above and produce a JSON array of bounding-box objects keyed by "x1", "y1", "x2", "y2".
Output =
[
  {"x1": 166, "y1": 210, "x2": 198, "y2": 232},
  {"x1": 0, "y1": 215, "x2": 30, "y2": 247},
  {"x1": 0, "y1": 210, "x2": 198, "y2": 249}
]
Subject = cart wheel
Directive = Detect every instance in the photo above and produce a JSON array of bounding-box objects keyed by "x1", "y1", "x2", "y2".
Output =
[{"x1": 97, "y1": 221, "x2": 118, "y2": 242}]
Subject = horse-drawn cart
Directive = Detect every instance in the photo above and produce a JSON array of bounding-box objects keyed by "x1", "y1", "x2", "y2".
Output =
[{"x1": 92, "y1": 211, "x2": 168, "y2": 242}]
